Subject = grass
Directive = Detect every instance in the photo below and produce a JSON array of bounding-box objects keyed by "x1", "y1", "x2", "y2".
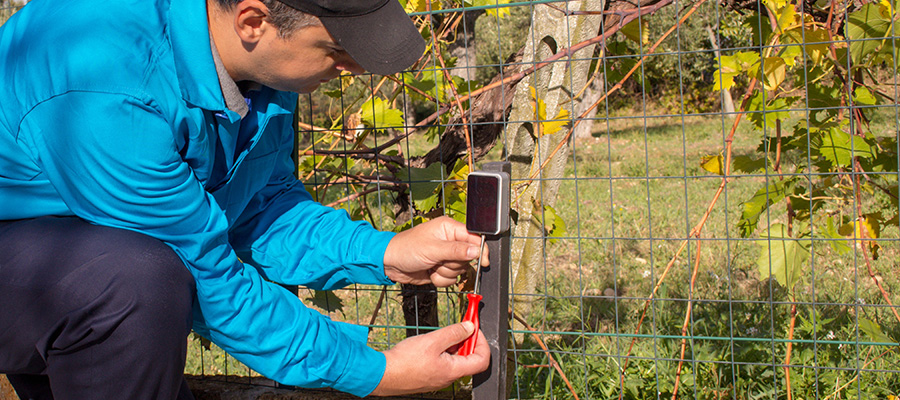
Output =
[
  {"x1": 506, "y1": 107, "x2": 900, "y2": 399},
  {"x1": 187, "y1": 109, "x2": 900, "y2": 399}
]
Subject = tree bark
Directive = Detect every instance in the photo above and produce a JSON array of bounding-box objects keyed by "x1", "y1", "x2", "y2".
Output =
[{"x1": 503, "y1": 0, "x2": 606, "y2": 340}]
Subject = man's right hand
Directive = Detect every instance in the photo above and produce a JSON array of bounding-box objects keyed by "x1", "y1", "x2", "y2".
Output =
[{"x1": 370, "y1": 321, "x2": 490, "y2": 396}]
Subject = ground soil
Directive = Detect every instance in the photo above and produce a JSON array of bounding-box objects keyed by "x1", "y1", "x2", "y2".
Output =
[{"x1": 0, "y1": 375, "x2": 471, "y2": 400}]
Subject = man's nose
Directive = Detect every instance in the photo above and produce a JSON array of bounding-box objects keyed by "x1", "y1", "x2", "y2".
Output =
[{"x1": 336, "y1": 56, "x2": 365, "y2": 75}]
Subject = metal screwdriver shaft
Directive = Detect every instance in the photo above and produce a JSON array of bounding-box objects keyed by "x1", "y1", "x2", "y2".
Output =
[{"x1": 458, "y1": 234, "x2": 485, "y2": 356}]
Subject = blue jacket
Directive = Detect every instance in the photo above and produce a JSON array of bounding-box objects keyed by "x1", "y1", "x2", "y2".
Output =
[{"x1": 0, "y1": 0, "x2": 394, "y2": 395}]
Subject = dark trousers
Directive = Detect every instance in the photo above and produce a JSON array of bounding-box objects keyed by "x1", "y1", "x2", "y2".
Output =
[{"x1": 0, "y1": 217, "x2": 196, "y2": 400}]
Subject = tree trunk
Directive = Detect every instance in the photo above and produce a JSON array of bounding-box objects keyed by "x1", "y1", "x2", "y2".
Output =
[
  {"x1": 707, "y1": 25, "x2": 735, "y2": 113},
  {"x1": 503, "y1": 0, "x2": 606, "y2": 340}
]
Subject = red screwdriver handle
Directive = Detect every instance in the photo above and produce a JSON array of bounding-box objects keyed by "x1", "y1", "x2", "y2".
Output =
[{"x1": 458, "y1": 293, "x2": 483, "y2": 356}]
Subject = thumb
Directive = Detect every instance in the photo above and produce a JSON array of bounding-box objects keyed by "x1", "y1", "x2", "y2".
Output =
[{"x1": 430, "y1": 321, "x2": 476, "y2": 349}]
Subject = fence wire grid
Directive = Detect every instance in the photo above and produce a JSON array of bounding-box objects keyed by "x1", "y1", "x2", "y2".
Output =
[{"x1": 4, "y1": 0, "x2": 900, "y2": 398}]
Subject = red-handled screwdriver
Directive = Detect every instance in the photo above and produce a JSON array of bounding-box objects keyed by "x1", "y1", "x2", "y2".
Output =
[{"x1": 459, "y1": 235, "x2": 485, "y2": 356}]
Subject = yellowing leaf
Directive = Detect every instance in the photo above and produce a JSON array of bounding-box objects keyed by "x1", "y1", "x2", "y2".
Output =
[
  {"x1": 469, "y1": 0, "x2": 511, "y2": 17},
  {"x1": 804, "y1": 28, "x2": 831, "y2": 66},
  {"x1": 763, "y1": 0, "x2": 788, "y2": 11},
  {"x1": 877, "y1": 0, "x2": 895, "y2": 18},
  {"x1": 405, "y1": 0, "x2": 441, "y2": 13},
  {"x1": 700, "y1": 153, "x2": 725, "y2": 175},
  {"x1": 621, "y1": 19, "x2": 650, "y2": 45},
  {"x1": 529, "y1": 86, "x2": 546, "y2": 120},
  {"x1": 761, "y1": 57, "x2": 787, "y2": 91},
  {"x1": 449, "y1": 158, "x2": 470, "y2": 180},
  {"x1": 529, "y1": 86, "x2": 572, "y2": 136},
  {"x1": 714, "y1": 72, "x2": 740, "y2": 91},
  {"x1": 839, "y1": 216, "x2": 881, "y2": 259},
  {"x1": 776, "y1": 4, "x2": 798, "y2": 33},
  {"x1": 541, "y1": 109, "x2": 571, "y2": 136}
]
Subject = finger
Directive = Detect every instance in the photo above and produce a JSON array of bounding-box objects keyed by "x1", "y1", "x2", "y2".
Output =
[
  {"x1": 431, "y1": 274, "x2": 457, "y2": 287},
  {"x1": 430, "y1": 267, "x2": 464, "y2": 287},
  {"x1": 432, "y1": 265, "x2": 467, "y2": 279},
  {"x1": 438, "y1": 217, "x2": 483, "y2": 246},
  {"x1": 427, "y1": 322, "x2": 476, "y2": 352},
  {"x1": 446, "y1": 330, "x2": 490, "y2": 377},
  {"x1": 431, "y1": 241, "x2": 480, "y2": 264},
  {"x1": 472, "y1": 329, "x2": 490, "y2": 357},
  {"x1": 479, "y1": 245, "x2": 490, "y2": 266}
]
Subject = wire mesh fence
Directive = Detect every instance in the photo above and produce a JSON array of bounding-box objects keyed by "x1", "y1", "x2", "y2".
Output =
[
  {"x1": 187, "y1": 0, "x2": 900, "y2": 397},
  {"x1": 198, "y1": 0, "x2": 900, "y2": 398},
  {"x1": 4, "y1": 0, "x2": 897, "y2": 398},
  {"x1": 282, "y1": 1, "x2": 900, "y2": 398}
]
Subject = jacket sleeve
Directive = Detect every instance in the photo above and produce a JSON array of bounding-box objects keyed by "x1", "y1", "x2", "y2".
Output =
[
  {"x1": 16, "y1": 92, "x2": 386, "y2": 397},
  {"x1": 228, "y1": 117, "x2": 396, "y2": 290}
]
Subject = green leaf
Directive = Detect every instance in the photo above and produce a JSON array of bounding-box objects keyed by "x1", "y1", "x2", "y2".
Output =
[
  {"x1": 620, "y1": 19, "x2": 649, "y2": 44},
  {"x1": 323, "y1": 88, "x2": 343, "y2": 98},
  {"x1": 732, "y1": 155, "x2": 770, "y2": 174},
  {"x1": 847, "y1": 3, "x2": 895, "y2": 65},
  {"x1": 756, "y1": 223, "x2": 810, "y2": 290},
  {"x1": 714, "y1": 51, "x2": 760, "y2": 91},
  {"x1": 359, "y1": 97, "x2": 405, "y2": 131},
  {"x1": 739, "y1": 179, "x2": 790, "y2": 237},
  {"x1": 823, "y1": 216, "x2": 852, "y2": 255},
  {"x1": 744, "y1": 13, "x2": 774, "y2": 47},
  {"x1": 853, "y1": 86, "x2": 877, "y2": 105},
  {"x1": 817, "y1": 128, "x2": 874, "y2": 167},
  {"x1": 747, "y1": 92, "x2": 790, "y2": 129},
  {"x1": 396, "y1": 163, "x2": 445, "y2": 212},
  {"x1": 400, "y1": 72, "x2": 436, "y2": 101},
  {"x1": 306, "y1": 290, "x2": 344, "y2": 313},
  {"x1": 807, "y1": 81, "x2": 842, "y2": 110},
  {"x1": 858, "y1": 318, "x2": 893, "y2": 343}
]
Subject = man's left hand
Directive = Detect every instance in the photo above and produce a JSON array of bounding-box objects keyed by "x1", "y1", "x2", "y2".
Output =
[{"x1": 383, "y1": 216, "x2": 488, "y2": 287}]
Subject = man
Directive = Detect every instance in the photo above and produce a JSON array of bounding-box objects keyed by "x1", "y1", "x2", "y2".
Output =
[{"x1": 0, "y1": 0, "x2": 490, "y2": 398}]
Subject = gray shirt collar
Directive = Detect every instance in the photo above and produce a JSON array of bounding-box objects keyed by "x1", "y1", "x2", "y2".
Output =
[{"x1": 210, "y1": 38, "x2": 250, "y2": 118}]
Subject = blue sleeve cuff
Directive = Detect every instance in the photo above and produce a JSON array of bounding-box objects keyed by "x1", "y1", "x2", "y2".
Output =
[
  {"x1": 329, "y1": 321, "x2": 387, "y2": 397},
  {"x1": 354, "y1": 228, "x2": 396, "y2": 285}
]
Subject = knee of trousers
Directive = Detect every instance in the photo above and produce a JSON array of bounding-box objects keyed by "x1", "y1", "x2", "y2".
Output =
[
  {"x1": 90, "y1": 229, "x2": 196, "y2": 336},
  {"x1": 46, "y1": 226, "x2": 198, "y2": 352}
]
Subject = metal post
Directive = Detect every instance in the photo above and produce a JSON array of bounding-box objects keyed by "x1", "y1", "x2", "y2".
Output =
[{"x1": 472, "y1": 161, "x2": 510, "y2": 400}]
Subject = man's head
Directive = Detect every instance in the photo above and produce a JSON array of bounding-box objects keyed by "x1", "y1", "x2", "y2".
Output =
[
  {"x1": 208, "y1": 0, "x2": 425, "y2": 92},
  {"x1": 212, "y1": 0, "x2": 321, "y2": 38}
]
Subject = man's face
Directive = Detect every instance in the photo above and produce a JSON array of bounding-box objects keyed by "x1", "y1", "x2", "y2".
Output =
[{"x1": 254, "y1": 24, "x2": 364, "y2": 93}]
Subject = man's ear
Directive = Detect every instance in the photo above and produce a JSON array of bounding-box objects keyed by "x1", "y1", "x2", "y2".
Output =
[{"x1": 232, "y1": 0, "x2": 271, "y2": 44}]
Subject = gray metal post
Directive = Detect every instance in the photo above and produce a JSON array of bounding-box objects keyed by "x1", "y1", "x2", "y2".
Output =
[{"x1": 472, "y1": 161, "x2": 510, "y2": 400}]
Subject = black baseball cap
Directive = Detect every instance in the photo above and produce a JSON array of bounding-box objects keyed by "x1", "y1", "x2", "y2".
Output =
[{"x1": 275, "y1": 0, "x2": 426, "y2": 75}]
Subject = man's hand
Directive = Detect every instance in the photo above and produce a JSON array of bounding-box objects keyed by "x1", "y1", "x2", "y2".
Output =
[
  {"x1": 370, "y1": 321, "x2": 490, "y2": 396},
  {"x1": 383, "y1": 216, "x2": 488, "y2": 287}
]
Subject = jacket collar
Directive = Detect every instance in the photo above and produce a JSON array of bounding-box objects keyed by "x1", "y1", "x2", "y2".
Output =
[{"x1": 168, "y1": 0, "x2": 227, "y2": 111}]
